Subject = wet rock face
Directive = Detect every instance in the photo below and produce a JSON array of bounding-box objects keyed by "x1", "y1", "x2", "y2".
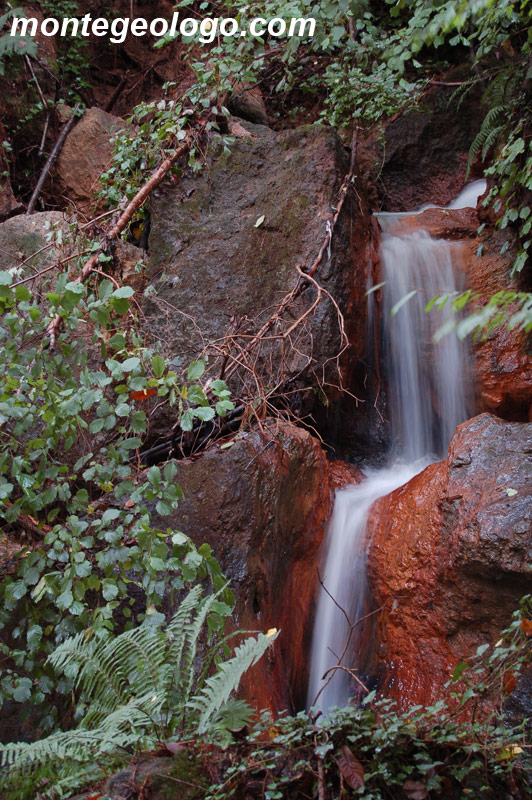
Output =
[
  {"x1": 229, "y1": 83, "x2": 269, "y2": 126},
  {"x1": 359, "y1": 83, "x2": 483, "y2": 211},
  {"x1": 463, "y1": 226, "x2": 532, "y2": 421},
  {"x1": 367, "y1": 413, "x2": 532, "y2": 709},
  {"x1": 51, "y1": 107, "x2": 131, "y2": 210},
  {"x1": 0, "y1": 173, "x2": 22, "y2": 221},
  {"x1": 165, "y1": 421, "x2": 335, "y2": 713},
  {"x1": 396, "y1": 207, "x2": 479, "y2": 240},
  {"x1": 143, "y1": 124, "x2": 369, "y2": 434}
]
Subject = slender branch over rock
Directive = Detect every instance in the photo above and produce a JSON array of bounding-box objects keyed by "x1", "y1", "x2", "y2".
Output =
[
  {"x1": 27, "y1": 105, "x2": 82, "y2": 216},
  {"x1": 46, "y1": 118, "x2": 209, "y2": 350}
]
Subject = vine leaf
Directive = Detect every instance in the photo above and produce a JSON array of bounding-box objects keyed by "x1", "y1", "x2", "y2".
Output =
[
  {"x1": 338, "y1": 745, "x2": 364, "y2": 789},
  {"x1": 403, "y1": 779, "x2": 428, "y2": 799},
  {"x1": 390, "y1": 289, "x2": 417, "y2": 317}
]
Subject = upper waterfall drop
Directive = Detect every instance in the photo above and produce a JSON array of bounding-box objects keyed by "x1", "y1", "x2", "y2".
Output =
[
  {"x1": 306, "y1": 183, "x2": 479, "y2": 714},
  {"x1": 380, "y1": 230, "x2": 470, "y2": 461}
]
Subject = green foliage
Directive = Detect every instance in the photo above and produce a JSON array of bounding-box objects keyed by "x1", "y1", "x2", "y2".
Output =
[
  {"x1": 316, "y1": 61, "x2": 418, "y2": 129},
  {"x1": 0, "y1": 586, "x2": 278, "y2": 799},
  {"x1": 484, "y1": 125, "x2": 532, "y2": 276},
  {"x1": 468, "y1": 103, "x2": 507, "y2": 169},
  {"x1": 207, "y1": 600, "x2": 532, "y2": 799},
  {"x1": 425, "y1": 287, "x2": 532, "y2": 340},
  {"x1": 0, "y1": 7, "x2": 37, "y2": 76},
  {"x1": 98, "y1": 94, "x2": 212, "y2": 211},
  {"x1": 451, "y1": 1, "x2": 532, "y2": 275},
  {"x1": 179, "y1": 0, "x2": 421, "y2": 127},
  {"x1": 0, "y1": 219, "x2": 234, "y2": 731},
  {"x1": 39, "y1": 0, "x2": 91, "y2": 103},
  {"x1": 210, "y1": 701, "x2": 527, "y2": 799}
]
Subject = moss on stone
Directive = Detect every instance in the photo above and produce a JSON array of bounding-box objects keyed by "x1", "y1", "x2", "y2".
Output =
[{"x1": 153, "y1": 751, "x2": 208, "y2": 800}]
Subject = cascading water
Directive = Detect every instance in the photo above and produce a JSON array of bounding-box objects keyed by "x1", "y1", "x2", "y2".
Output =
[
  {"x1": 381, "y1": 229, "x2": 470, "y2": 460},
  {"x1": 307, "y1": 181, "x2": 485, "y2": 713}
]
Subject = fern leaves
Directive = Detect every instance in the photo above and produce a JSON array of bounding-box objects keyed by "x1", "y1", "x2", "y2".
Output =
[
  {"x1": 467, "y1": 105, "x2": 506, "y2": 176},
  {"x1": 0, "y1": 9, "x2": 38, "y2": 75},
  {"x1": 466, "y1": 69, "x2": 521, "y2": 177},
  {"x1": 192, "y1": 630, "x2": 278, "y2": 734},
  {"x1": 0, "y1": 587, "x2": 277, "y2": 798}
]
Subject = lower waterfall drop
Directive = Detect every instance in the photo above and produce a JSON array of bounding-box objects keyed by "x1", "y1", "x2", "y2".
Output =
[{"x1": 307, "y1": 182, "x2": 485, "y2": 713}]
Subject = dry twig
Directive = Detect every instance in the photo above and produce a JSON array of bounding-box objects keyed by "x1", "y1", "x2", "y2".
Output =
[{"x1": 27, "y1": 105, "x2": 82, "y2": 215}]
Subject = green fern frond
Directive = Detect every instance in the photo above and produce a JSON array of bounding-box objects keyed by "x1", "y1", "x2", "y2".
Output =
[
  {"x1": 48, "y1": 630, "x2": 131, "y2": 712},
  {"x1": 0, "y1": 9, "x2": 38, "y2": 75},
  {"x1": 481, "y1": 123, "x2": 506, "y2": 160},
  {"x1": 447, "y1": 78, "x2": 477, "y2": 110},
  {"x1": 196, "y1": 627, "x2": 254, "y2": 689},
  {"x1": 100, "y1": 621, "x2": 167, "y2": 696},
  {"x1": 467, "y1": 104, "x2": 506, "y2": 177},
  {"x1": 180, "y1": 591, "x2": 220, "y2": 705},
  {"x1": 163, "y1": 584, "x2": 203, "y2": 695},
  {"x1": 0, "y1": 588, "x2": 276, "y2": 798},
  {"x1": 192, "y1": 630, "x2": 278, "y2": 734}
]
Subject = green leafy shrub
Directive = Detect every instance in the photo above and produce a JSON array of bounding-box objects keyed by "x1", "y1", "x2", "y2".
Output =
[
  {"x1": 98, "y1": 94, "x2": 210, "y2": 212},
  {"x1": 39, "y1": 0, "x2": 91, "y2": 103},
  {"x1": 0, "y1": 220, "x2": 234, "y2": 731}
]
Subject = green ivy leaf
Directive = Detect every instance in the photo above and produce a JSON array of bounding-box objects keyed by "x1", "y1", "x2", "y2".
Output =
[
  {"x1": 151, "y1": 354, "x2": 165, "y2": 377},
  {"x1": 188, "y1": 360, "x2": 205, "y2": 381},
  {"x1": 122, "y1": 357, "x2": 141, "y2": 372},
  {"x1": 193, "y1": 406, "x2": 215, "y2": 422}
]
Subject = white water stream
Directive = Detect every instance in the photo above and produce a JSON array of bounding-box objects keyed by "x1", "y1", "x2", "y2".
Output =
[{"x1": 307, "y1": 181, "x2": 485, "y2": 712}]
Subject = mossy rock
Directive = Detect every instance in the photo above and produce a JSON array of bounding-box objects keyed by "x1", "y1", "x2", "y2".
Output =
[
  {"x1": 143, "y1": 123, "x2": 368, "y2": 434},
  {"x1": 105, "y1": 752, "x2": 208, "y2": 800},
  {"x1": 0, "y1": 211, "x2": 71, "y2": 293}
]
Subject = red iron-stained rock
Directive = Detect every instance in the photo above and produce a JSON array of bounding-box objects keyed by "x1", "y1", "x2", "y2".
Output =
[
  {"x1": 367, "y1": 413, "x2": 532, "y2": 710},
  {"x1": 165, "y1": 420, "x2": 351, "y2": 714},
  {"x1": 463, "y1": 226, "x2": 532, "y2": 420}
]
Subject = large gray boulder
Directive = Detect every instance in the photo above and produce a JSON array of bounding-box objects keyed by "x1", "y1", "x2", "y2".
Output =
[{"x1": 143, "y1": 124, "x2": 368, "y2": 430}]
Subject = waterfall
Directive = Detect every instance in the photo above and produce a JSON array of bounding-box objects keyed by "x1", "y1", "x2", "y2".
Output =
[
  {"x1": 307, "y1": 182, "x2": 484, "y2": 713},
  {"x1": 381, "y1": 230, "x2": 469, "y2": 460}
]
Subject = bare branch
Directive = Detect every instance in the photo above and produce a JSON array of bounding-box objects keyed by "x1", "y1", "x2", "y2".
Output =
[{"x1": 27, "y1": 105, "x2": 82, "y2": 215}]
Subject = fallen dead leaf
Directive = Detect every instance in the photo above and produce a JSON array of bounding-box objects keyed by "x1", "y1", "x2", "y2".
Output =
[
  {"x1": 230, "y1": 121, "x2": 258, "y2": 139},
  {"x1": 403, "y1": 779, "x2": 428, "y2": 799},
  {"x1": 338, "y1": 745, "x2": 364, "y2": 790}
]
